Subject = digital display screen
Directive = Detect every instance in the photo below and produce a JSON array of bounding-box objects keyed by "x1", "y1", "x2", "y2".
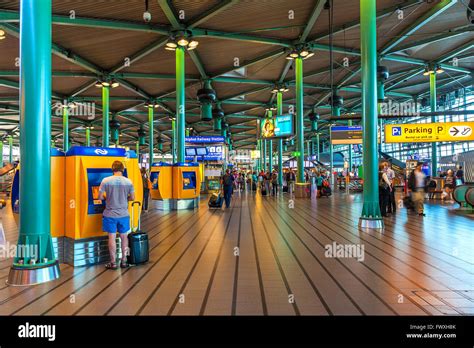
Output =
[
  {"x1": 182, "y1": 171, "x2": 196, "y2": 190},
  {"x1": 87, "y1": 168, "x2": 128, "y2": 215},
  {"x1": 196, "y1": 147, "x2": 208, "y2": 156},
  {"x1": 185, "y1": 148, "x2": 197, "y2": 156},
  {"x1": 150, "y1": 172, "x2": 159, "y2": 190},
  {"x1": 259, "y1": 114, "x2": 294, "y2": 139}
]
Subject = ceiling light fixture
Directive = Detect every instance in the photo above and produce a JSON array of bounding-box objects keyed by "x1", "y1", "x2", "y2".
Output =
[
  {"x1": 165, "y1": 31, "x2": 199, "y2": 51},
  {"x1": 286, "y1": 45, "x2": 314, "y2": 60},
  {"x1": 0, "y1": 30, "x2": 5, "y2": 40}
]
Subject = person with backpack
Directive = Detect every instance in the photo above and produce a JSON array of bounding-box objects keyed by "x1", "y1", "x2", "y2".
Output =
[
  {"x1": 378, "y1": 162, "x2": 392, "y2": 217},
  {"x1": 408, "y1": 162, "x2": 427, "y2": 217},
  {"x1": 271, "y1": 170, "x2": 278, "y2": 196},
  {"x1": 221, "y1": 169, "x2": 235, "y2": 208}
]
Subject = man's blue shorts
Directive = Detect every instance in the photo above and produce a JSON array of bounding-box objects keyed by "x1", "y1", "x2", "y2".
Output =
[{"x1": 102, "y1": 216, "x2": 130, "y2": 234}]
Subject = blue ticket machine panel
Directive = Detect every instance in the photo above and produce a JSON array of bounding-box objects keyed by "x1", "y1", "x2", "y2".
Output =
[{"x1": 87, "y1": 168, "x2": 128, "y2": 215}]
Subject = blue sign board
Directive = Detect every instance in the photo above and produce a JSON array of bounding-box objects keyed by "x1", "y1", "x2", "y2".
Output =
[
  {"x1": 331, "y1": 126, "x2": 362, "y2": 132},
  {"x1": 185, "y1": 136, "x2": 225, "y2": 144},
  {"x1": 185, "y1": 145, "x2": 223, "y2": 161}
]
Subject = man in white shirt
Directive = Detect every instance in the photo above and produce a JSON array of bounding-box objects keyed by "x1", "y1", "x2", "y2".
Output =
[{"x1": 408, "y1": 162, "x2": 426, "y2": 217}]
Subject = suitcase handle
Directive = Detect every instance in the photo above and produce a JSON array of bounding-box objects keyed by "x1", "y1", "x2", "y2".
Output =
[{"x1": 131, "y1": 201, "x2": 141, "y2": 232}]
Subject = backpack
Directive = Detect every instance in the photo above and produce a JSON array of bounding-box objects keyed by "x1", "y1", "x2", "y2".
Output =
[
  {"x1": 322, "y1": 179, "x2": 330, "y2": 188},
  {"x1": 223, "y1": 174, "x2": 233, "y2": 186}
]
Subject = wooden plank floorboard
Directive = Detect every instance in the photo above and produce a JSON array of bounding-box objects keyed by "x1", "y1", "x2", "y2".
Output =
[{"x1": 0, "y1": 191, "x2": 472, "y2": 316}]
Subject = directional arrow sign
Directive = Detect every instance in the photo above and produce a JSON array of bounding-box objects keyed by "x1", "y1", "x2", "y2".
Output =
[{"x1": 450, "y1": 127, "x2": 459, "y2": 137}]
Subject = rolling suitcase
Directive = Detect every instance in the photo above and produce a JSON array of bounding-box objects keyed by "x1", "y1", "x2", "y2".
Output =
[
  {"x1": 208, "y1": 192, "x2": 223, "y2": 208},
  {"x1": 127, "y1": 201, "x2": 149, "y2": 265}
]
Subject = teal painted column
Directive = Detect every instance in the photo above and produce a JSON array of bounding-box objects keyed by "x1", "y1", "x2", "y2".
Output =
[
  {"x1": 148, "y1": 107, "x2": 154, "y2": 165},
  {"x1": 348, "y1": 119, "x2": 353, "y2": 170},
  {"x1": 8, "y1": 134, "x2": 13, "y2": 163},
  {"x1": 277, "y1": 92, "x2": 283, "y2": 186},
  {"x1": 316, "y1": 133, "x2": 320, "y2": 160},
  {"x1": 0, "y1": 141, "x2": 3, "y2": 165},
  {"x1": 330, "y1": 106, "x2": 340, "y2": 185},
  {"x1": 359, "y1": 0, "x2": 383, "y2": 230},
  {"x1": 258, "y1": 138, "x2": 262, "y2": 171},
  {"x1": 176, "y1": 47, "x2": 185, "y2": 163},
  {"x1": 9, "y1": 0, "x2": 60, "y2": 285},
  {"x1": 263, "y1": 138, "x2": 267, "y2": 171},
  {"x1": 102, "y1": 86, "x2": 110, "y2": 147},
  {"x1": 85, "y1": 127, "x2": 91, "y2": 146},
  {"x1": 430, "y1": 72, "x2": 437, "y2": 177},
  {"x1": 172, "y1": 119, "x2": 176, "y2": 163},
  {"x1": 295, "y1": 57, "x2": 304, "y2": 183},
  {"x1": 136, "y1": 140, "x2": 139, "y2": 157},
  {"x1": 62, "y1": 102, "x2": 69, "y2": 152}
]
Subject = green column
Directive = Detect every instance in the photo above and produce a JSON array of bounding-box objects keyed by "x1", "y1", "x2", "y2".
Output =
[
  {"x1": 9, "y1": 0, "x2": 59, "y2": 285},
  {"x1": 330, "y1": 106, "x2": 340, "y2": 185},
  {"x1": 316, "y1": 133, "x2": 320, "y2": 160},
  {"x1": 348, "y1": 119, "x2": 353, "y2": 170},
  {"x1": 267, "y1": 110, "x2": 273, "y2": 172},
  {"x1": 359, "y1": 0, "x2": 383, "y2": 230},
  {"x1": 277, "y1": 92, "x2": 283, "y2": 186},
  {"x1": 176, "y1": 47, "x2": 185, "y2": 162},
  {"x1": 62, "y1": 102, "x2": 69, "y2": 152},
  {"x1": 258, "y1": 139, "x2": 262, "y2": 171},
  {"x1": 148, "y1": 107, "x2": 154, "y2": 165},
  {"x1": 102, "y1": 85, "x2": 110, "y2": 147},
  {"x1": 430, "y1": 72, "x2": 437, "y2": 177},
  {"x1": 263, "y1": 139, "x2": 267, "y2": 171},
  {"x1": 85, "y1": 127, "x2": 91, "y2": 147},
  {"x1": 8, "y1": 134, "x2": 13, "y2": 163},
  {"x1": 172, "y1": 119, "x2": 176, "y2": 163},
  {"x1": 0, "y1": 141, "x2": 3, "y2": 165},
  {"x1": 136, "y1": 140, "x2": 139, "y2": 157},
  {"x1": 295, "y1": 57, "x2": 304, "y2": 183}
]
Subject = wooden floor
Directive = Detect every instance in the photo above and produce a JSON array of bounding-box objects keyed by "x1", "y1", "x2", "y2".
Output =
[{"x1": 0, "y1": 189, "x2": 473, "y2": 316}]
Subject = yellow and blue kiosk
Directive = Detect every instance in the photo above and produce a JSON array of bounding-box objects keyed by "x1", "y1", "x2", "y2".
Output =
[
  {"x1": 171, "y1": 162, "x2": 201, "y2": 209},
  {"x1": 64, "y1": 146, "x2": 143, "y2": 266},
  {"x1": 150, "y1": 162, "x2": 173, "y2": 210},
  {"x1": 150, "y1": 162, "x2": 201, "y2": 210}
]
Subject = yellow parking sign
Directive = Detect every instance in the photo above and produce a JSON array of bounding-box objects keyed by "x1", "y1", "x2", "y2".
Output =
[{"x1": 385, "y1": 122, "x2": 474, "y2": 143}]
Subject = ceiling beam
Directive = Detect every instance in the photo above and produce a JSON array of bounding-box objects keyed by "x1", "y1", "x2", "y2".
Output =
[
  {"x1": 187, "y1": 0, "x2": 238, "y2": 29},
  {"x1": 379, "y1": 0, "x2": 457, "y2": 55}
]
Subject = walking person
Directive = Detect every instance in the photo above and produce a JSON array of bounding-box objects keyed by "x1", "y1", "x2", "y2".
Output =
[
  {"x1": 316, "y1": 172, "x2": 323, "y2": 198},
  {"x1": 378, "y1": 162, "x2": 391, "y2": 217},
  {"x1": 455, "y1": 165, "x2": 464, "y2": 184},
  {"x1": 98, "y1": 161, "x2": 135, "y2": 270},
  {"x1": 271, "y1": 170, "x2": 278, "y2": 196},
  {"x1": 265, "y1": 171, "x2": 271, "y2": 195},
  {"x1": 408, "y1": 162, "x2": 427, "y2": 217},
  {"x1": 442, "y1": 169, "x2": 456, "y2": 202},
  {"x1": 386, "y1": 162, "x2": 396, "y2": 214},
  {"x1": 140, "y1": 167, "x2": 151, "y2": 213},
  {"x1": 221, "y1": 169, "x2": 235, "y2": 208},
  {"x1": 286, "y1": 169, "x2": 296, "y2": 196}
]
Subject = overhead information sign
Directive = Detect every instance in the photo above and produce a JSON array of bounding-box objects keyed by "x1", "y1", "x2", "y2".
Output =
[
  {"x1": 259, "y1": 114, "x2": 294, "y2": 139},
  {"x1": 331, "y1": 126, "x2": 363, "y2": 145},
  {"x1": 385, "y1": 122, "x2": 474, "y2": 143},
  {"x1": 185, "y1": 136, "x2": 225, "y2": 143}
]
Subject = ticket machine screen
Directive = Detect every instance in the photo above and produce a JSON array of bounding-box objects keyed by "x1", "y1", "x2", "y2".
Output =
[
  {"x1": 150, "y1": 172, "x2": 159, "y2": 190},
  {"x1": 87, "y1": 168, "x2": 128, "y2": 214},
  {"x1": 182, "y1": 171, "x2": 196, "y2": 190}
]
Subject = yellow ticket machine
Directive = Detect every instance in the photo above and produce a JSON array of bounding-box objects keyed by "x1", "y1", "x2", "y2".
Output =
[
  {"x1": 64, "y1": 146, "x2": 142, "y2": 266},
  {"x1": 150, "y1": 162, "x2": 173, "y2": 200},
  {"x1": 171, "y1": 162, "x2": 201, "y2": 209}
]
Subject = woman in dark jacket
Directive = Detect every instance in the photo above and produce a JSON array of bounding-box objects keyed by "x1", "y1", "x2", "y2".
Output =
[{"x1": 141, "y1": 167, "x2": 150, "y2": 212}]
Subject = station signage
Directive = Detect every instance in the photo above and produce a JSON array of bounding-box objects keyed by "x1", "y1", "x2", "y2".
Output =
[
  {"x1": 385, "y1": 122, "x2": 474, "y2": 143},
  {"x1": 185, "y1": 145, "x2": 223, "y2": 161},
  {"x1": 330, "y1": 125, "x2": 363, "y2": 145},
  {"x1": 185, "y1": 136, "x2": 225, "y2": 143}
]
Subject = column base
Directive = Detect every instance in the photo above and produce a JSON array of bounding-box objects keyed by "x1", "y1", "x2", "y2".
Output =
[
  {"x1": 7, "y1": 260, "x2": 60, "y2": 286},
  {"x1": 358, "y1": 217, "x2": 384, "y2": 231},
  {"x1": 295, "y1": 183, "x2": 311, "y2": 198}
]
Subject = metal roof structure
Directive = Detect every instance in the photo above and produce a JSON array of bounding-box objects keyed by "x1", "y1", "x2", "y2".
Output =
[{"x1": 0, "y1": 0, "x2": 472, "y2": 151}]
